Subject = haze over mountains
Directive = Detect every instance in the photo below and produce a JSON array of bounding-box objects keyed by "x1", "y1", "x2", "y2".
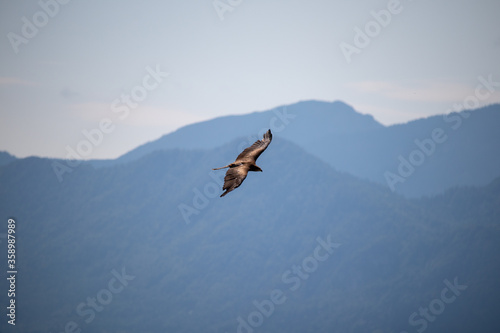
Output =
[
  {"x1": 0, "y1": 100, "x2": 499, "y2": 332},
  {"x1": 87, "y1": 100, "x2": 500, "y2": 197}
]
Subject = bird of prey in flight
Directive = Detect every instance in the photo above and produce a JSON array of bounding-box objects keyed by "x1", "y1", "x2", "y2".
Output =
[{"x1": 213, "y1": 129, "x2": 272, "y2": 197}]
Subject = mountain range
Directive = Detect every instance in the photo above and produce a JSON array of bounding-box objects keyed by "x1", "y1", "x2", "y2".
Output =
[
  {"x1": 89, "y1": 100, "x2": 500, "y2": 197},
  {"x1": 0, "y1": 100, "x2": 499, "y2": 332}
]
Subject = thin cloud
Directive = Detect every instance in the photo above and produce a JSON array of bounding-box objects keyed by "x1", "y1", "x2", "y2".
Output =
[
  {"x1": 350, "y1": 103, "x2": 409, "y2": 126},
  {"x1": 347, "y1": 80, "x2": 473, "y2": 103},
  {"x1": 69, "y1": 102, "x2": 204, "y2": 131},
  {"x1": 0, "y1": 77, "x2": 37, "y2": 86}
]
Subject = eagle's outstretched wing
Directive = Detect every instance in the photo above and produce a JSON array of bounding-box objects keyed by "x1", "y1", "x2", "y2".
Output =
[
  {"x1": 220, "y1": 165, "x2": 249, "y2": 197},
  {"x1": 235, "y1": 129, "x2": 273, "y2": 163}
]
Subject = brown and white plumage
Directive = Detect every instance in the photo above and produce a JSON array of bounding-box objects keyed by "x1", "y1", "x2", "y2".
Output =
[{"x1": 213, "y1": 129, "x2": 272, "y2": 197}]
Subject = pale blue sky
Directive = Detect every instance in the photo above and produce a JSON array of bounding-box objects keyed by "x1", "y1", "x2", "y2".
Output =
[{"x1": 1, "y1": 0, "x2": 499, "y2": 159}]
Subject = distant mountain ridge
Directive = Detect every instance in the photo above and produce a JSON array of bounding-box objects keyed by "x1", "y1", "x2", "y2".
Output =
[
  {"x1": 110, "y1": 100, "x2": 382, "y2": 164},
  {"x1": 91, "y1": 100, "x2": 500, "y2": 197},
  {"x1": 3, "y1": 100, "x2": 499, "y2": 197},
  {"x1": 0, "y1": 151, "x2": 16, "y2": 166}
]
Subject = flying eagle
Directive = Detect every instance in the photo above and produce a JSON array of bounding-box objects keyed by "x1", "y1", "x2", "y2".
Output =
[{"x1": 213, "y1": 129, "x2": 272, "y2": 197}]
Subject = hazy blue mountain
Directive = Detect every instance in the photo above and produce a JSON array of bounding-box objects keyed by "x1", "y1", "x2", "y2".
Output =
[
  {"x1": 91, "y1": 101, "x2": 500, "y2": 197},
  {"x1": 342, "y1": 104, "x2": 500, "y2": 197},
  {"x1": 0, "y1": 151, "x2": 16, "y2": 166},
  {"x1": 1, "y1": 138, "x2": 499, "y2": 333},
  {"x1": 107, "y1": 100, "x2": 382, "y2": 165}
]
